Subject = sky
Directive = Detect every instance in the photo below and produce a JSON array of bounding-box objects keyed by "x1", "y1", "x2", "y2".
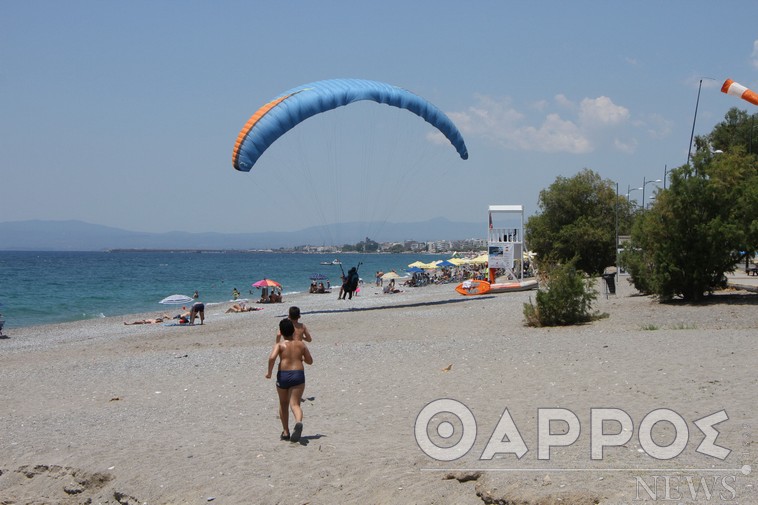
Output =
[{"x1": 3, "y1": 1, "x2": 758, "y2": 240}]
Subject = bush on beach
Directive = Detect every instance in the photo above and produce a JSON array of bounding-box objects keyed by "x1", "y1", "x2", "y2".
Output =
[{"x1": 523, "y1": 260, "x2": 601, "y2": 327}]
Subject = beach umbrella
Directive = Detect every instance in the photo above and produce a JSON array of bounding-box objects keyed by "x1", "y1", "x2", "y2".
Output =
[
  {"x1": 407, "y1": 260, "x2": 426, "y2": 268},
  {"x1": 407, "y1": 267, "x2": 424, "y2": 273},
  {"x1": 252, "y1": 278, "x2": 282, "y2": 288},
  {"x1": 159, "y1": 294, "x2": 193, "y2": 305},
  {"x1": 419, "y1": 261, "x2": 440, "y2": 269},
  {"x1": 309, "y1": 273, "x2": 328, "y2": 280},
  {"x1": 437, "y1": 260, "x2": 455, "y2": 267},
  {"x1": 470, "y1": 254, "x2": 489, "y2": 265},
  {"x1": 381, "y1": 271, "x2": 400, "y2": 280}
]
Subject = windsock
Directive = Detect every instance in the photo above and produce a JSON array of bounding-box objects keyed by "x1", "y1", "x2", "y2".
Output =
[{"x1": 721, "y1": 78, "x2": 758, "y2": 106}]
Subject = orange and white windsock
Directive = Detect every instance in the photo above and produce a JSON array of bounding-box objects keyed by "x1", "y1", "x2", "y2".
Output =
[{"x1": 721, "y1": 78, "x2": 758, "y2": 106}]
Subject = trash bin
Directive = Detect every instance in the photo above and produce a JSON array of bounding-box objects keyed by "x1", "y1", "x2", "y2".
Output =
[{"x1": 602, "y1": 273, "x2": 616, "y2": 295}]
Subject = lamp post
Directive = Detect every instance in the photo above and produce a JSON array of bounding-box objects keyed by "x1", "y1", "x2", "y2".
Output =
[
  {"x1": 663, "y1": 164, "x2": 668, "y2": 190},
  {"x1": 642, "y1": 177, "x2": 662, "y2": 210},
  {"x1": 627, "y1": 185, "x2": 643, "y2": 207}
]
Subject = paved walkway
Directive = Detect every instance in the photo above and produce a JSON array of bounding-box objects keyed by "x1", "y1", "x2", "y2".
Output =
[{"x1": 727, "y1": 270, "x2": 758, "y2": 292}]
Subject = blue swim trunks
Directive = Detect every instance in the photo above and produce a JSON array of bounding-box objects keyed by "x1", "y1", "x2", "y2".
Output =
[{"x1": 276, "y1": 369, "x2": 305, "y2": 389}]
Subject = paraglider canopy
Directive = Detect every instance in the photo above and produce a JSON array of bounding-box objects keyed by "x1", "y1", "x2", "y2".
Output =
[{"x1": 232, "y1": 78, "x2": 468, "y2": 172}]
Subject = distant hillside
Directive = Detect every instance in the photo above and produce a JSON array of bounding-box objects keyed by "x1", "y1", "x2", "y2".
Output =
[{"x1": 0, "y1": 219, "x2": 483, "y2": 251}]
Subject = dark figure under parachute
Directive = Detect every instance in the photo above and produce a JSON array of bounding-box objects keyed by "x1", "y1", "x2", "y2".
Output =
[{"x1": 339, "y1": 264, "x2": 361, "y2": 300}]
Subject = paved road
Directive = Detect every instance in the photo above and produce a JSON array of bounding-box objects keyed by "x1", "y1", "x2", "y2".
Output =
[{"x1": 728, "y1": 269, "x2": 758, "y2": 292}]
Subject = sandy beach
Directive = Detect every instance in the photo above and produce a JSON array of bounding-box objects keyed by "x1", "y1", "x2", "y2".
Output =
[{"x1": 1, "y1": 275, "x2": 756, "y2": 504}]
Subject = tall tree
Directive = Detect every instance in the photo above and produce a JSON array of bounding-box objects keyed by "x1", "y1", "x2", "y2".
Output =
[
  {"x1": 624, "y1": 147, "x2": 758, "y2": 301},
  {"x1": 525, "y1": 169, "x2": 634, "y2": 275},
  {"x1": 709, "y1": 107, "x2": 758, "y2": 157}
]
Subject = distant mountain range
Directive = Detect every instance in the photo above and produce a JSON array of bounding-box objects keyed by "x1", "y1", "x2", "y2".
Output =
[{"x1": 0, "y1": 219, "x2": 483, "y2": 251}]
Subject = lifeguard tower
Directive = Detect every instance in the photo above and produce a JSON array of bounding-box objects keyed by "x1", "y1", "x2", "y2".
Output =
[{"x1": 487, "y1": 205, "x2": 525, "y2": 283}]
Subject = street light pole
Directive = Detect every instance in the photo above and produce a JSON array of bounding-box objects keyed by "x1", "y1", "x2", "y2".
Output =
[
  {"x1": 663, "y1": 164, "x2": 668, "y2": 190},
  {"x1": 627, "y1": 185, "x2": 643, "y2": 208},
  {"x1": 642, "y1": 178, "x2": 662, "y2": 209}
]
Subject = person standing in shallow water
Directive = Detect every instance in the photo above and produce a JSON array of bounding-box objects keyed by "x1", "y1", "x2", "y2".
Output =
[{"x1": 266, "y1": 318, "x2": 313, "y2": 443}]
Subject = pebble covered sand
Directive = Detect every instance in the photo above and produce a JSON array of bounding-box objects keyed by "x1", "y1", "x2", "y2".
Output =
[{"x1": 1, "y1": 275, "x2": 756, "y2": 504}]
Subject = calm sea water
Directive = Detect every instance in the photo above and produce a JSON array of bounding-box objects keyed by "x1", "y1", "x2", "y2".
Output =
[{"x1": 0, "y1": 251, "x2": 448, "y2": 329}]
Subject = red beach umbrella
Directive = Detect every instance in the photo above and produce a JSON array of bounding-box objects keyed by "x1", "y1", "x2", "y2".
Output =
[{"x1": 252, "y1": 278, "x2": 282, "y2": 288}]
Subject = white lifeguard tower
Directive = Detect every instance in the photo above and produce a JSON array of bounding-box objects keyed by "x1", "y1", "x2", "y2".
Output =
[{"x1": 487, "y1": 205, "x2": 525, "y2": 283}]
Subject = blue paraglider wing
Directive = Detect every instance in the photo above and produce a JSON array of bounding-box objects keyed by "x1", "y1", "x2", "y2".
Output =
[{"x1": 232, "y1": 78, "x2": 468, "y2": 172}]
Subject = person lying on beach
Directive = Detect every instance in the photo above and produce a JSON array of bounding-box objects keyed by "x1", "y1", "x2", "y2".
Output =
[
  {"x1": 383, "y1": 279, "x2": 402, "y2": 294},
  {"x1": 276, "y1": 306, "x2": 312, "y2": 343},
  {"x1": 124, "y1": 315, "x2": 169, "y2": 325},
  {"x1": 266, "y1": 318, "x2": 313, "y2": 443},
  {"x1": 225, "y1": 303, "x2": 261, "y2": 313}
]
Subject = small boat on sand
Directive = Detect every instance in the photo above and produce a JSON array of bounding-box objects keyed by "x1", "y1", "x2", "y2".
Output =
[
  {"x1": 455, "y1": 279, "x2": 491, "y2": 296},
  {"x1": 455, "y1": 279, "x2": 538, "y2": 296},
  {"x1": 489, "y1": 279, "x2": 538, "y2": 293}
]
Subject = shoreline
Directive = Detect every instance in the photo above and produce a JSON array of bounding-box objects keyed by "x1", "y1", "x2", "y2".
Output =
[
  {"x1": 1, "y1": 278, "x2": 756, "y2": 503},
  {"x1": 0, "y1": 250, "x2": 456, "y2": 330}
]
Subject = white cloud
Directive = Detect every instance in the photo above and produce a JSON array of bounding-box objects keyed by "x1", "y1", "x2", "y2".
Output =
[
  {"x1": 445, "y1": 93, "x2": 635, "y2": 154},
  {"x1": 579, "y1": 96, "x2": 630, "y2": 127},
  {"x1": 443, "y1": 95, "x2": 522, "y2": 144},
  {"x1": 634, "y1": 113, "x2": 673, "y2": 139},
  {"x1": 554, "y1": 94, "x2": 575, "y2": 109},
  {"x1": 614, "y1": 137, "x2": 638, "y2": 154},
  {"x1": 752, "y1": 40, "x2": 758, "y2": 69},
  {"x1": 511, "y1": 113, "x2": 592, "y2": 154}
]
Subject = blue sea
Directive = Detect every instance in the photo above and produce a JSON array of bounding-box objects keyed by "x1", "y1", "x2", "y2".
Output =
[{"x1": 0, "y1": 251, "x2": 449, "y2": 329}]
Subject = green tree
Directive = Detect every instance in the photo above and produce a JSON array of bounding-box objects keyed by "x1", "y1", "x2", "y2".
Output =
[
  {"x1": 355, "y1": 237, "x2": 379, "y2": 253},
  {"x1": 709, "y1": 107, "x2": 758, "y2": 157},
  {"x1": 525, "y1": 169, "x2": 635, "y2": 275},
  {"x1": 623, "y1": 147, "x2": 758, "y2": 301}
]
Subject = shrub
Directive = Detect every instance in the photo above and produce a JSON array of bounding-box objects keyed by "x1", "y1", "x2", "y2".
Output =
[{"x1": 523, "y1": 260, "x2": 599, "y2": 326}]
